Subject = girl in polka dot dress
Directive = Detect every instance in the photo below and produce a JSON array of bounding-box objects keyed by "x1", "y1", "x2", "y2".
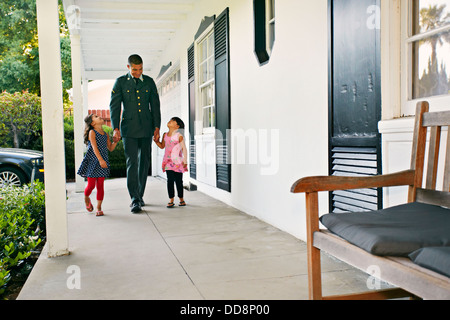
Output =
[{"x1": 77, "y1": 114, "x2": 117, "y2": 216}]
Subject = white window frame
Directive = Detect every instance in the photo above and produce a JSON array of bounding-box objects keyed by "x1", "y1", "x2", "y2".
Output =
[
  {"x1": 266, "y1": 0, "x2": 275, "y2": 55},
  {"x1": 401, "y1": 0, "x2": 450, "y2": 116},
  {"x1": 195, "y1": 24, "x2": 216, "y2": 135},
  {"x1": 158, "y1": 68, "x2": 180, "y2": 97}
]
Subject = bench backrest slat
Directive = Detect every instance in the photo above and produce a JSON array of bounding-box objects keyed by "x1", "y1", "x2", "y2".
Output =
[
  {"x1": 422, "y1": 111, "x2": 450, "y2": 127},
  {"x1": 411, "y1": 101, "x2": 450, "y2": 206},
  {"x1": 443, "y1": 129, "x2": 450, "y2": 192},
  {"x1": 409, "y1": 102, "x2": 429, "y2": 202},
  {"x1": 425, "y1": 126, "x2": 440, "y2": 190}
]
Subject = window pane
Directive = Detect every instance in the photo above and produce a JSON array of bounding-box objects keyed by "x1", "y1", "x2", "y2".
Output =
[
  {"x1": 203, "y1": 106, "x2": 214, "y2": 128},
  {"x1": 266, "y1": 0, "x2": 276, "y2": 55},
  {"x1": 207, "y1": 58, "x2": 214, "y2": 81},
  {"x1": 197, "y1": 30, "x2": 215, "y2": 130},
  {"x1": 413, "y1": 0, "x2": 450, "y2": 35},
  {"x1": 201, "y1": 84, "x2": 215, "y2": 128},
  {"x1": 199, "y1": 61, "x2": 207, "y2": 84},
  {"x1": 203, "y1": 107, "x2": 209, "y2": 128},
  {"x1": 411, "y1": 0, "x2": 450, "y2": 99},
  {"x1": 412, "y1": 32, "x2": 450, "y2": 98},
  {"x1": 199, "y1": 31, "x2": 215, "y2": 85},
  {"x1": 202, "y1": 86, "x2": 212, "y2": 107},
  {"x1": 207, "y1": 83, "x2": 214, "y2": 105},
  {"x1": 199, "y1": 39, "x2": 207, "y2": 62},
  {"x1": 208, "y1": 33, "x2": 214, "y2": 58}
]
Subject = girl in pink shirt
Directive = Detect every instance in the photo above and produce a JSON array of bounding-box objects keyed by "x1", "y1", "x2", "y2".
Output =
[{"x1": 154, "y1": 117, "x2": 188, "y2": 208}]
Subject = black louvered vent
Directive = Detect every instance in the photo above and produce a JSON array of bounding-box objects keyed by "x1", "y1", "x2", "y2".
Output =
[
  {"x1": 189, "y1": 142, "x2": 196, "y2": 178},
  {"x1": 214, "y1": 11, "x2": 228, "y2": 59},
  {"x1": 216, "y1": 141, "x2": 229, "y2": 185},
  {"x1": 187, "y1": 44, "x2": 196, "y2": 179},
  {"x1": 331, "y1": 147, "x2": 380, "y2": 212},
  {"x1": 188, "y1": 45, "x2": 195, "y2": 79}
]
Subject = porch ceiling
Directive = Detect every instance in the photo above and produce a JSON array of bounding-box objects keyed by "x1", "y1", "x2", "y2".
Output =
[{"x1": 62, "y1": 0, "x2": 198, "y2": 80}]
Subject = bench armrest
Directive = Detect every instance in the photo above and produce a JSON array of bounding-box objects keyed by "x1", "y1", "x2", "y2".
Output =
[{"x1": 291, "y1": 170, "x2": 415, "y2": 193}]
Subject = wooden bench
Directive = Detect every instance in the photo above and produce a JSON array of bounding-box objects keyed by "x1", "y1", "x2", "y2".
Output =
[{"x1": 291, "y1": 101, "x2": 450, "y2": 300}]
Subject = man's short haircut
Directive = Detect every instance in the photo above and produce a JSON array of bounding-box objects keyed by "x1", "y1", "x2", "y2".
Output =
[{"x1": 128, "y1": 54, "x2": 143, "y2": 66}]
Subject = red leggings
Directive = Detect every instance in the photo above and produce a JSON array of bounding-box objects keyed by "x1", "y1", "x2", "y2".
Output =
[{"x1": 85, "y1": 177, "x2": 105, "y2": 201}]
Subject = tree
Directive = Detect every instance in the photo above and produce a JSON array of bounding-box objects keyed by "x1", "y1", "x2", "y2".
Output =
[
  {"x1": 0, "y1": 91, "x2": 42, "y2": 148},
  {"x1": 0, "y1": 0, "x2": 72, "y2": 102},
  {"x1": 417, "y1": 4, "x2": 450, "y2": 98},
  {"x1": 0, "y1": 0, "x2": 40, "y2": 95},
  {"x1": 420, "y1": 4, "x2": 450, "y2": 62}
]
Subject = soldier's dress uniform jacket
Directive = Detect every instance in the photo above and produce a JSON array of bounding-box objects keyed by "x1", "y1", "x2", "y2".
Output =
[
  {"x1": 109, "y1": 73, "x2": 161, "y2": 206},
  {"x1": 110, "y1": 73, "x2": 161, "y2": 138}
]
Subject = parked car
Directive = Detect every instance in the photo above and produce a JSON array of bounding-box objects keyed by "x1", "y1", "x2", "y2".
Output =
[{"x1": 0, "y1": 148, "x2": 44, "y2": 187}]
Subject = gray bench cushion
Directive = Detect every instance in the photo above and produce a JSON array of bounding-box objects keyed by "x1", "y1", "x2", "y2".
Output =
[
  {"x1": 319, "y1": 202, "x2": 450, "y2": 256},
  {"x1": 409, "y1": 247, "x2": 450, "y2": 278}
]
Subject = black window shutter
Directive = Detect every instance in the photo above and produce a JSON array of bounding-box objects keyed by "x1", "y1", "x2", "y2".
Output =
[
  {"x1": 253, "y1": 0, "x2": 270, "y2": 65},
  {"x1": 214, "y1": 8, "x2": 231, "y2": 192},
  {"x1": 187, "y1": 43, "x2": 196, "y2": 179}
]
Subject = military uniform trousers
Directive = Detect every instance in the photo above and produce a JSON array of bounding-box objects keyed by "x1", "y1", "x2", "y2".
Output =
[{"x1": 123, "y1": 136, "x2": 152, "y2": 203}]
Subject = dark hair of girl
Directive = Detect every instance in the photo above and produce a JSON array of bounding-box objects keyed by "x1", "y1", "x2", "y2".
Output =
[
  {"x1": 171, "y1": 116, "x2": 185, "y2": 129},
  {"x1": 83, "y1": 114, "x2": 94, "y2": 145},
  {"x1": 171, "y1": 116, "x2": 185, "y2": 137}
]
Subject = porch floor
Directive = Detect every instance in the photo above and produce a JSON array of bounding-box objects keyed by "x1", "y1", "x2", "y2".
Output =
[{"x1": 18, "y1": 177, "x2": 386, "y2": 300}]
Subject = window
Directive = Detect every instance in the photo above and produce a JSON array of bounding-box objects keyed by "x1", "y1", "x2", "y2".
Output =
[
  {"x1": 197, "y1": 30, "x2": 215, "y2": 131},
  {"x1": 411, "y1": 0, "x2": 450, "y2": 99},
  {"x1": 157, "y1": 69, "x2": 180, "y2": 97},
  {"x1": 267, "y1": 0, "x2": 275, "y2": 55},
  {"x1": 188, "y1": 8, "x2": 231, "y2": 191},
  {"x1": 402, "y1": 0, "x2": 450, "y2": 115}
]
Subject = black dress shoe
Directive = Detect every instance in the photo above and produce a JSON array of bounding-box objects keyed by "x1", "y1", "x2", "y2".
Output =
[
  {"x1": 130, "y1": 199, "x2": 145, "y2": 207},
  {"x1": 131, "y1": 201, "x2": 142, "y2": 213}
]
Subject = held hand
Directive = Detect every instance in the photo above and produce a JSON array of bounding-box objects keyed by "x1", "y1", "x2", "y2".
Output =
[
  {"x1": 113, "y1": 129, "x2": 121, "y2": 143},
  {"x1": 153, "y1": 127, "x2": 160, "y2": 142}
]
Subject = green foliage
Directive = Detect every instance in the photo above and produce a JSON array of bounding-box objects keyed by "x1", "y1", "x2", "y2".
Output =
[
  {"x1": 109, "y1": 142, "x2": 127, "y2": 177},
  {"x1": 0, "y1": 0, "x2": 72, "y2": 103},
  {"x1": 0, "y1": 0, "x2": 40, "y2": 95},
  {"x1": 60, "y1": 35, "x2": 73, "y2": 103},
  {"x1": 0, "y1": 267, "x2": 10, "y2": 296},
  {"x1": 108, "y1": 142, "x2": 127, "y2": 178},
  {"x1": 102, "y1": 125, "x2": 126, "y2": 177},
  {"x1": 64, "y1": 115, "x2": 75, "y2": 179},
  {"x1": 64, "y1": 116, "x2": 127, "y2": 179},
  {"x1": 0, "y1": 91, "x2": 42, "y2": 149},
  {"x1": 64, "y1": 114, "x2": 75, "y2": 140},
  {"x1": 0, "y1": 181, "x2": 45, "y2": 297}
]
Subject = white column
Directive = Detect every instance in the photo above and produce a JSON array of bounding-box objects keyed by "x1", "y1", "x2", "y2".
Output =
[
  {"x1": 71, "y1": 33, "x2": 85, "y2": 193},
  {"x1": 36, "y1": 0, "x2": 69, "y2": 257},
  {"x1": 381, "y1": 0, "x2": 401, "y2": 120}
]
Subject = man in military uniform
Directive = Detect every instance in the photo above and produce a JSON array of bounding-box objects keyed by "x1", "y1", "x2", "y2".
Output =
[{"x1": 110, "y1": 54, "x2": 161, "y2": 213}]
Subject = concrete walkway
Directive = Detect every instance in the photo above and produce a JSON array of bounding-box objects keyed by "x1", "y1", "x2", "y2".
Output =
[{"x1": 18, "y1": 177, "x2": 381, "y2": 300}]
